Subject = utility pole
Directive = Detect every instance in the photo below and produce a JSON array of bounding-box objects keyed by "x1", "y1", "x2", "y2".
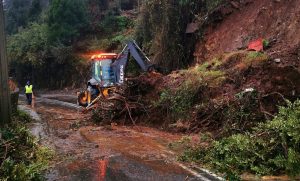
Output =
[{"x1": 0, "y1": 0, "x2": 11, "y2": 126}]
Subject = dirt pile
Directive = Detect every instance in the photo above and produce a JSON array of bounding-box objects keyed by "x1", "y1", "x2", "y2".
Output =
[{"x1": 138, "y1": 51, "x2": 298, "y2": 133}]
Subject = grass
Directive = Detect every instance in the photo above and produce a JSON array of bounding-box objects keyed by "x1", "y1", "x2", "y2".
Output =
[
  {"x1": 244, "y1": 51, "x2": 269, "y2": 65},
  {"x1": 185, "y1": 58, "x2": 226, "y2": 87}
]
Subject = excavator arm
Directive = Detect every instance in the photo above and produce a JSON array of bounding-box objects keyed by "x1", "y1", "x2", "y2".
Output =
[{"x1": 112, "y1": 41, "x2": 153, "y2": 84}]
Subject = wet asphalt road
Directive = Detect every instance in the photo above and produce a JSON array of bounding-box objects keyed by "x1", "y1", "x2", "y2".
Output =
[{"x1": 19, "y1": 94, "x2": 222, "y2": 181}]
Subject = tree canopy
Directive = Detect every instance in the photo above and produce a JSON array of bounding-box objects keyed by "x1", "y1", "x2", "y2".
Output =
[{"x1": 47, "y1": 0, "x2": 88, "y2": 44}]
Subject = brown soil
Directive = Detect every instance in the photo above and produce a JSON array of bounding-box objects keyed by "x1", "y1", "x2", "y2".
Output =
[
  {"x1": 140, "y1": 0, "x2": 300, "y2": 119},
  {"x1": 191, "y1": 0, "x2": 300, "y2": 112},
  {"x1": 195, "y1": 0, "x2": 300, "y2": 66}
]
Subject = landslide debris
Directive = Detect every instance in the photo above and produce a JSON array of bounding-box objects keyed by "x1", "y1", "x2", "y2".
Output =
[{"x1": 137, "y1": 0, "x2": 300, "y2": 134}]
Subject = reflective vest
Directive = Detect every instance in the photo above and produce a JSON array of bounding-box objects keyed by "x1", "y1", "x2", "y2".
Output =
[{"x1": 25, "y1": 85, "x2": 33, "y2": 94}]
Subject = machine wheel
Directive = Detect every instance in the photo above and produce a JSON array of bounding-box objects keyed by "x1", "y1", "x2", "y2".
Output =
[{"x1": 77, "y1": 91, "x2": 88, "y2": 107}]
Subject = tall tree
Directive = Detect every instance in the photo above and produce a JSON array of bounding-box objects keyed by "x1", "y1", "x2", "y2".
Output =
[
  {"x1": 47, "y1": 0, "x2": 88, "y2": 44},
  {"x1": 28, "y1": 0, "x2": 42, "y2": 22},
  {"x1": 87, "y1": 0, "x2": 109, "y2": 32},
  {"x1": 5, "y1": 0, "x2": 31, "y2": 34}
]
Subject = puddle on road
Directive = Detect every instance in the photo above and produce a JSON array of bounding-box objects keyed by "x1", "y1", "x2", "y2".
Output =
[{"x1": 21, "y1": 99, "x2": 202, "y2": 181}]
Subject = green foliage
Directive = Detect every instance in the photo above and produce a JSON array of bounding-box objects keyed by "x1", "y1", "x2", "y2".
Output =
[
  {"x1": 135, "y1": 0, "x2": 227, "y2": 70},
  {"x1": 192, "y1": 59, "x2": 225, "y2": 87},
  {"x1": 156, "y1": 59, "x2": 226, "y2": 120},
  {"x1": 5, "y1": 0, "x2": 45, "y2": 34},
  {"x1": 135, "y1": 0, "x2": 205, "y2": 69},
  {"x1": 0, "y1": 112, "x2": 53, "y2": 181},
  {"x1": 87, "y1": 38, "x2": 112, "y2": 51},
  {"x1": 87, "y1": 33, "x2": 132, "y2": 52},
  {"x1": 47, "y1": 0, "x2": 88, "y2": 44},
  {"x1": 156, "y1": 76, "x2": 203, "y2": 119},
  {"x1": 28, "y1": 0, "x2": 42, "y2": 22},
  {"x1": 101, "y1": 15, "x2": 133, "y2": 34},
  {"x1": 182, "y1": 100, "x2": 300, "y2": 178},
  {"x1": 222, "y1": 89, "x2": 263, "y2": 134},
  {"x1": 262, "y1": 39, "x2": 270, "y2": 48},
  {"x1": 256, "y1": 100, "x2": 300, "y2": 176},
  {"x1": 111, "y1": 34, "x2": 127, "y2": 44},
  {"x1": 205, "y1": 0, "x2": 225, "y2": 12},
  {"x1": 12, "y1": 110, "x2": 32, "y2": 123},
  {"x1": 86, "y1": 0, "x2": 109, "y2": 32},
  {"x1": 7, "y1": 23, "x2": 48, "y2": 66},
  {"x1": 86, "y1": 13, "x2": 134, "y2": 51},
  {"x1": 245, "y1": 52, "x2": 269, "y2": 66},
  {"x1": 7, "y1": 22, "x2": 89, "y2": 88},
  {"x1": 5, "y1": 0, "x2": 32, "y2": 34},
  {"x1": 247, "y1": 52, "x2": 265, "y2": 59}
]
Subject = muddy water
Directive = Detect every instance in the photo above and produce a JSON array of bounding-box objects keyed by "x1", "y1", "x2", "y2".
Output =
[{"x1": 19, "y1": 96, "x2": 219, "y2": 181}]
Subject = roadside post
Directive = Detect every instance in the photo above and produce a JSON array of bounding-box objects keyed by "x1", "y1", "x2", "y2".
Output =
[{"x1": 0, "y1": 0, "x2": 11, "y2": 125}]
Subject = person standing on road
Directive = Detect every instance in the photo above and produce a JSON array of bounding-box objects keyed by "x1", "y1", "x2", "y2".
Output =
[{"x1": 25, "y1": 81, "x2": 33, "y2": 106}]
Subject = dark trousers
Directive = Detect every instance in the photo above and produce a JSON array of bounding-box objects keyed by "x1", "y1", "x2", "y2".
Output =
[{"x1": 26, "y1": 93, "x2": 32, "y2": 105}]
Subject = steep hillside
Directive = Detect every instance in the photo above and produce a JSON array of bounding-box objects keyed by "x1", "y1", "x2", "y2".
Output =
[
  {"x1": 191, "y1": 0, "x2": 300, "y2": 107},
  {"x1": 100, "y1": 0, "x2": 300, "y2": 133},
  {"x1": 195, "y1": 0, "x2": 300, "y2": 63},
  {"x1": 153, "y1": 1, "x2": 300, "y2": 178}
]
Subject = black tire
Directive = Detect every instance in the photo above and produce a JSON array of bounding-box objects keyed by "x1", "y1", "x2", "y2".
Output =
[{"x1": 78, "y1": 91, "x2": 88, "y2": 107}]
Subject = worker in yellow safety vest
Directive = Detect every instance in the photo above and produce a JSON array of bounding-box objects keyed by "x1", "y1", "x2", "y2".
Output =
[{"x1": 25, "y1": 81, "x2": 33, "y2": 105}]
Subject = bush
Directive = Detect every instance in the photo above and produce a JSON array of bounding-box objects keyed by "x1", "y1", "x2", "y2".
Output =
[
  {"x1": 7, "y1": 23, "x2": 49, "y2": 66},
  {"x1": 156, "y1": 76, "x2": 203, "y2": 120},
  {"x1": 0, "y1": 112, "x2": 53, "y2": 181},
  {"x1": 101, "y1": 15, "x2": 133, "y2": 34},
  {"x1": 222, "y1": 89, "x2": 263, "y2": 134},
  {"x1": 156, "y1": 60, "x2": 225, "y2": 120},
  {"x1": 12, "y1": 110, "x2": 32, "y2": 123},
  {"x1": 8, "y1": 22, "x2": 89, "y2": 88},
  {"x1": 181, "y1": 100, "x2": 300, "y2": 179}
]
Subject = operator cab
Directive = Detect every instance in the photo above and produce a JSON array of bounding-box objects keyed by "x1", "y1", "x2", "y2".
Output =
[{"x1": 90, "y1": 53, "x2": 118, "y2": 88}]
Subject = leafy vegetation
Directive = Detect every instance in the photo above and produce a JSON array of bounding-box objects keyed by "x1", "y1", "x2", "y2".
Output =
[
  {"x1": 134, "y1": 0, "x2": 229, "y2": 70},
  {"x1": 0, "y1": 111, "x2": 53, "y2": 181},
  {"x1": 156, "y1": 59, "x2": 226, "y2": 120},
  {"x1": 5, "y1": 0, "x2": 138, "y2": 88},
  {"x1": 245, "y1": 51, "x2": 269, "y2": 65},
  {"x1": 47, "y1": 0, "x2": 88, "y2": 44},
  {"x1": 87, "y1": 15, "x2": 134, "y2": 51},
  {"x1": 7, "y1": 22, "x2": 88, "y2": 88},
  {"x1": 180, "y1": 100, "x2": 300, "y2": 179},
  {"x1": 7, "y1": 23, "x2": 48, "y2": 66},
  {"x1": 101, "y1": 15, "x2": 133, "y2": 34},
  {"x1": 156, "y1": 78, "x2": 203, "y2": 119},
  {"x1": 6, "y1": 0, "x2": 229, "y2": 88},
  {"x1": 5, "y1": 0, "x2": 33, "y2": 34},
  {"x1": 135, "y1": 0, "x2": 206, "y2": 70}
]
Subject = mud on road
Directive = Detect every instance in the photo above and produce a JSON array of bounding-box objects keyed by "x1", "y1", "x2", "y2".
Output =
[{"x1": 19, "y1": 95, "x2": 221, "y2": 181}]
